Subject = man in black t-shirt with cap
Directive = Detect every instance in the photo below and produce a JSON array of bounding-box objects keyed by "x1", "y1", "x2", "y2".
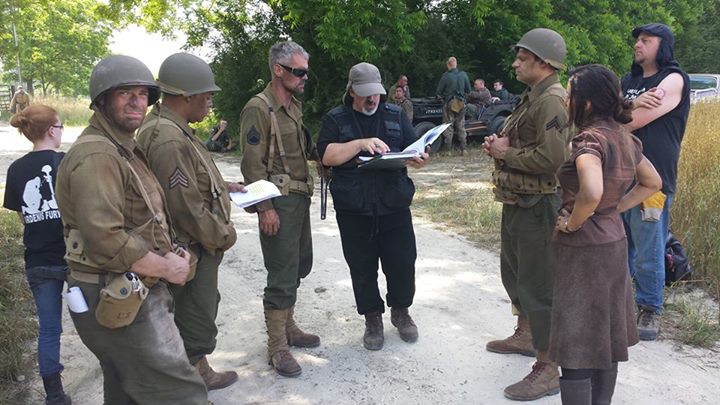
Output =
[{"x1": 621, "y1": 23, "x2": 691, "y2": 342}]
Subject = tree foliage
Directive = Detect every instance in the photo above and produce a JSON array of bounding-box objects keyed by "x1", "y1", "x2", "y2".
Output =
[
  {"x1": 0, "y1": 0, "x2": 112, "y2": 96},
  {"x1": 106, "y1": 0, "x2": 717, "y2": 129}
]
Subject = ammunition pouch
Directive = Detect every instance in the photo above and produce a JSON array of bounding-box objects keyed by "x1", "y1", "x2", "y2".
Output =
[
  {"x1": 64, "y1": 228, "x2": 102, "y2": 268},
  {"x1": 492, "y1": 169, "x2": 558, "y2": 195},
  {"x1": 95, "y1": 272, "x2": 148, "y2": 329},
  {"x1": 270, "y1": 174, "x2": 291, "y2": 195},
  {"x1": 269, "y1": 174, "x2": 314, "y2": 197}
]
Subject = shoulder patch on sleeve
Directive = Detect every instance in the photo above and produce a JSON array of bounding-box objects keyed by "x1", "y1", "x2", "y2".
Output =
[
  {"x1": 545, "y1": 116, "x2": 561, "y2": 131},
  {"x1": 246, "y1": 125, "x2": 261, "y2": 146},
  {"x1": 168, "y1": 167, "x2": 189, "y2": 189}
]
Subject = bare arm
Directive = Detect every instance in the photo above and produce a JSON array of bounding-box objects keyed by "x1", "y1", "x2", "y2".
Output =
[
  {"x1": 557, "y1": 154, "x2": 603, "y2": 232},
  {"x1": 616, "y1": 156, "x2": 662, "y2": 213},
  {"x1": 625, "y1": 73, "x2": 684, "y2": 131}
]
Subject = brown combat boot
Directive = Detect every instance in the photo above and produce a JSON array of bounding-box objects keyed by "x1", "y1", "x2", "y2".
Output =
[
  {"x1": 390, "y1": 307, "x2": 418, "y2": 342},
  {"x1": 265, "y1": 308, "x2": 302, "y2": 377},
  {"x1": 504, "y1": 360, "x2": 560, "y2": 401},
  {"x1": 486, "y1": 315, "x2": 536, "y2": 357},
  {"x1": 363, "y1": 311, "x2": 384, "y2": 350},
  {"x1": 194, "y1": 356, "x2": 238, "y2": 391},
  {"x1": 286, "y1": 305, "x2": 320, "y2": 348}
]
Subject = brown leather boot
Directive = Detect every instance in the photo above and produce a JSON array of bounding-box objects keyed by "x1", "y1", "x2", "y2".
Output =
[
  {"x1": 503, "y1": 360, "x2": 560, "y2": 401},
  {"x1": 486, "y1": 315, "x2": 536, "y2": 357},
  {"x1": 265, "y1": 308, "x2": 302, "y2": 377},
  {"x1": 194, "y1": 356, "x2": 238, "y2": 391},
  {"x1": 363, "y1": 311, "x2": 384, "y2": 350},
  {"x1": 286, "y1": 305, "x2": 320, "y2": 348},
  {"x1": 390, "y1": 307, "x2": 418, "y2": 342}
]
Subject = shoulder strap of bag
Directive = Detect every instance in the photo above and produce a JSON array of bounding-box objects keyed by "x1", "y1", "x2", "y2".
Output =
[{"x1": 255, "y1": 93, "x2": 292, "y2": 176}]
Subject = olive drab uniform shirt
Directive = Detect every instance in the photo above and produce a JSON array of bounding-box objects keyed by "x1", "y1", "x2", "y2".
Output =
[
  {"x1": 136, "y1": 105, "x2": 236, "y2": 253},
  {"x1": 492, "y1": 73, "x2": 570, "y2": 203},
  {"x1": 55, "y1": 112, "x2": 174, "y2": 281},
  {"x1": 10, "y1": 91, "x2": 31, "y2": 113},
  {"x1": 240, "y1": 84, "x2": 313, "y2": 211}
]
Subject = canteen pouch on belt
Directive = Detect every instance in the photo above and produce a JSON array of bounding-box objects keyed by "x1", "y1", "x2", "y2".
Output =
[
  {"x1": 269, "y1": 174, "x2": 291, "y2": 196},
  {"x1": 95, "y1": 272, "x2": 148, "y2": 329},
  {"x1": 449, "y1": 98, "x2": 465, "y2": 113}
]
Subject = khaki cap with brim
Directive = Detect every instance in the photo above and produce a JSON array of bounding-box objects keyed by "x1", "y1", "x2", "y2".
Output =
[{"x1": 346, "y1": 62, "x2": 386, "y2": 97}]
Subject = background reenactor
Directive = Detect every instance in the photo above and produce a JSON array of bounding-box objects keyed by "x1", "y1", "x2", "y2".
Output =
[
  {"x1": 10, "y1": 84, "x2": 31, "y2": 113},
  {"x1": 388, "y1": 74, "x2": 411, "y2": 102},
  {"x1": 436, "y1": 57, "x2": 471, "y2": 154},
  {"x1": 390, "y1": 85, "x2": 414, "y2": 121},
  {"x1": 137, "y1": 52, "x2": 244, "y2": 390},
  {"x1": 240, "y1": 40, "x2": 319, "y2": 378},
  {"x1": 55, "y1": 55, "x2": 207, "y2": 403},
  {"x1": 483, "y1": 28, "x2": 570, "y2": 401}
]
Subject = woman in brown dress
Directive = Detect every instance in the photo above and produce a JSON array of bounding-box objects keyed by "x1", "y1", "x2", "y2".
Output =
[{"x1": 549, "y1": 64, "x2": 662, "y2": 404}]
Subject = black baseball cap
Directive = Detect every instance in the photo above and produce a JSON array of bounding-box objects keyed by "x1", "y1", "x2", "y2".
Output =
[{"x1": 632, "y1": 23, "x2": 675, "y2": 46}]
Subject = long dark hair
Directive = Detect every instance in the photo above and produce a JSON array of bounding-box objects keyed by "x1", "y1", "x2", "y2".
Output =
[{"x1": 567, "y1": 64, "x2": 632, "y2": 129}]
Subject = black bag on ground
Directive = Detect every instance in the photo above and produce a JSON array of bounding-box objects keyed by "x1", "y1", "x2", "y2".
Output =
[{"x1": 665, "y1": 232, "x2": 693, "y2": 285}]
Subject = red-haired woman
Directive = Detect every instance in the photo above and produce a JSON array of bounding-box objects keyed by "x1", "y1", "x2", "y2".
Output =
[{"x1": 4, "y1": 105, "x2": 71, "y2": 404}]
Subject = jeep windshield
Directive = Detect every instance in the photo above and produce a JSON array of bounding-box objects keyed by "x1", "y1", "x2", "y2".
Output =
[{"x1": 689, "y1": 75, "x2": 718, "y2": 90}]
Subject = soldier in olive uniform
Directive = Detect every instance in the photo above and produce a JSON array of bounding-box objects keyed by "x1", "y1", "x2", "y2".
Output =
[
  {"x1": 55, "y1": 55, "x2": 207, "y2": 404},
  {"x1": 436, "y1": 57, "x2": 472, "y2": 154},
  {"x1": 137, "y1": 53, "x2": 244, "y2": 391},
  {"x1": 239, "y1": 41, "x2": 319, "y2": 378},
  {"x1": 390, "y1": 86, "x2": 414, "y2": 122},
  {"x1": 483, "y1": 28, "x2": 570, "y2": 401},
  {"x1": 10, "y1": 85, "x2": 31, "y2": 113}
]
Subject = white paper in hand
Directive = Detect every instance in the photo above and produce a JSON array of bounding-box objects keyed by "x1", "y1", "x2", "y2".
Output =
[
  {"x1": 402, "y1": 122, "x2": 451, "y2": 155},
  {"x1": 230, "y1": 180, "x2": 282, "y2": 208}
]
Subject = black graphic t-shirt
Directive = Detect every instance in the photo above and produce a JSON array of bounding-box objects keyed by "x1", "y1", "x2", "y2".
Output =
[
  {"x1": 3, "y1": 150, "x2": 66, "y2": 267},
  {"x1": 621, "y1": 67, "x2": 691, "y2": 194}
]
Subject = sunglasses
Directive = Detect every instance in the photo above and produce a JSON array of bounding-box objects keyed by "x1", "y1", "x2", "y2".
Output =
[{"x1": 278, "y1": 63, "x2": 309, "y2": 78}]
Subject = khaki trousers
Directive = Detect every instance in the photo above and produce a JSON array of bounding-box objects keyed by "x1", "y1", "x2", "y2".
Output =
[{"x1": 69, "y1": 278, "x2": 207, "y2": 404}]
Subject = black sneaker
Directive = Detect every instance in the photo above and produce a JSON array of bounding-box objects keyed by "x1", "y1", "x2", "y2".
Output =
[{"x1": 637, "y1": 306, "x2": 659, "y2": 341}]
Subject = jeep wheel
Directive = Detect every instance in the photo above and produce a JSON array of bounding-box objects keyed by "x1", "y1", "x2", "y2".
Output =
[{"x1": 414, "y1": 121, "x2": 442, "y2": 153}]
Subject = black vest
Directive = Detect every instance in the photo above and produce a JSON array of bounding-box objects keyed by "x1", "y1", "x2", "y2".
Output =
[
  {"x1": 621, "y1": 67, "x2": 690, "y2": 194},
  {"x1": 327, "y1": 103, "x2": 415, "y2": 216}
]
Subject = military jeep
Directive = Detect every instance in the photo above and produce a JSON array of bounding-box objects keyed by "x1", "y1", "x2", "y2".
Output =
[{"x1": 410, "y1": 96, "x2": 518, "y2": 152}]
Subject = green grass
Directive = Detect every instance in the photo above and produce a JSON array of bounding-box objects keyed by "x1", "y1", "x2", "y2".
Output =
[
  {"x1": 672, "y1": 101, "x2": 720, "y2": 303},
  {"x1": 665, "y1": 287, "x2": 720, "y2": 348},
  {"x1": 0, "y1": 208, "x2": 36, "y2": 400},
  {"x1": 31, "y1": 95, "x2": 93, "y2": 127},
  {"x1": 412, "y1": 150, "x2": 501, "y2": 249}
]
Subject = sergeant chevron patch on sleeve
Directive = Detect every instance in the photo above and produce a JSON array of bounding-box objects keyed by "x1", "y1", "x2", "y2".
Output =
[
  {"x1": 247, "y1": 125, "x2": 261, "y2": 145},
  {"x1": 545, "y1": 116, "x2": 561, "y2": 131},
  {"x1": 168, "y1": 167, "x2": 189, "y2": 189}
]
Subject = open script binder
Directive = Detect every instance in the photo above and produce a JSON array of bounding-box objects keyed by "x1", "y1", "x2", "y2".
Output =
[
  {"x1": 358, "y1": 123, "x2": 451, "y2": 170},
  {"x1": 229, "y1": 180, "x2": 282, "y2": 208}
]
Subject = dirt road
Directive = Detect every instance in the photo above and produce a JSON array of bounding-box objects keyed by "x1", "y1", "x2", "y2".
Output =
[{"x1": 1, "y1": 124, "x2": 718, "y2": 404}]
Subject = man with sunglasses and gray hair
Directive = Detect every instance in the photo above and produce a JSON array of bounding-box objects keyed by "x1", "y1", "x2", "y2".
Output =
[{"x1": 240, "y1": 40, "x2": 319, "y2": 378}]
